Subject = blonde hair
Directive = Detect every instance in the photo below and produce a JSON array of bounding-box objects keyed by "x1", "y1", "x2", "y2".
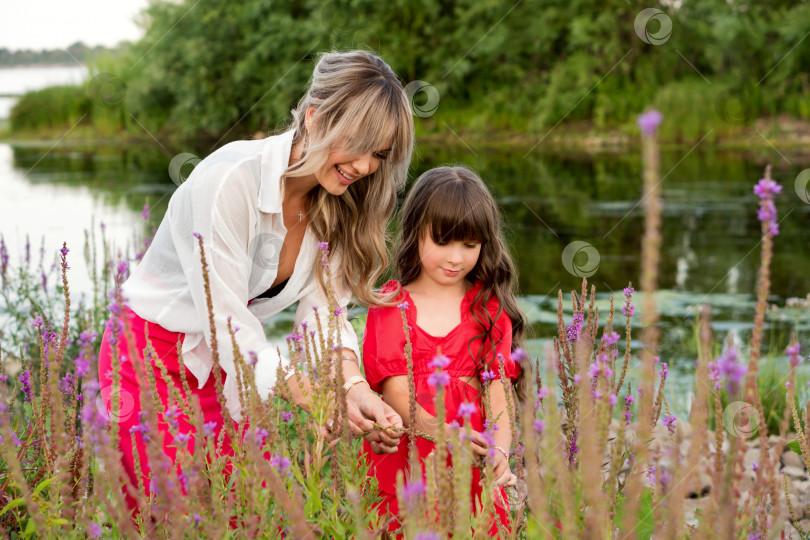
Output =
[{"x1": 283, "y1": 50, "x2": 414, "y2": 306}]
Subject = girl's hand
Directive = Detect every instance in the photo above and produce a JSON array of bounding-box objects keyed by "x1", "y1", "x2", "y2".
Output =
[
  {"x1": 492, "y1": 450, "x2": 514, "y2": 486},
  {"x1": 457, "y1": 428, "x2": 489, "y2": 458}
]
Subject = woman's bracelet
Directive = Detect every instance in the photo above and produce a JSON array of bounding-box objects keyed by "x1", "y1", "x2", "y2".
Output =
[
  {"x1": 341, "y1": 354, "x2": 359, "y2": 365},
  {"x1": 493, "y1": 446, "x2": 509, "y2": 461},
  {"x1": 342, "y1": 375, "x2": 368, "y2": 393}
]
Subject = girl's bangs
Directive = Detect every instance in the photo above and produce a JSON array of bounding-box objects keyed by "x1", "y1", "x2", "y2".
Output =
[{"x1": 423, "y1": 181, "x2": 491, "y2": 244}]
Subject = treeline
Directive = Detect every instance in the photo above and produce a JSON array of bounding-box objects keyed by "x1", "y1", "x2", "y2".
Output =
[
  {"x1": 0, "y1": 42, "x2": 121, "y2": 67},
  {"x1": 9, "y1": 0, "x2": 810, "y2": 146}
]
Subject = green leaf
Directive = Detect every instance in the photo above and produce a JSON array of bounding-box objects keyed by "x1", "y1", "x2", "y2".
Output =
[
  {"x1": 0, "y1": 497, "x2": 25, "y2": 516},
  {"x1": 788, "y1": 439, "x2": 802, "y2": 456},
  {"x1": 32, "y1": 476, "x2": 57, "y2": 497}
]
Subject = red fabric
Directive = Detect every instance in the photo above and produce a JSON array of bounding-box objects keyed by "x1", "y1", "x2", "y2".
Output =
[
  {"x1": 361, "y1": 280, "x2": 520, "y2": 535},
  {"x1": 97, "y1": 306, "x2": 235, "y2": 515}
]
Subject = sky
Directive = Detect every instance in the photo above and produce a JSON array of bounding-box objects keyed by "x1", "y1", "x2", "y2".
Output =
[{"x1": 0, "y1": 0, "x2": 150, "y2": 51}]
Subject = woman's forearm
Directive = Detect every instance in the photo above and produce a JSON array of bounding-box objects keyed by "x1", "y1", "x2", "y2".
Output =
[{"x1": 284, "y1": 349, "x2": 363, "y2": 412}]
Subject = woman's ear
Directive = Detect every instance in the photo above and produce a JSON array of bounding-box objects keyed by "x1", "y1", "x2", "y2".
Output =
[{"x1": 305, "y1": 106, "x2": 316, "y2": 129}]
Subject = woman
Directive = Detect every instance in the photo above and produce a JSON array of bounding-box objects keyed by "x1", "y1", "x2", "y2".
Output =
[{"x1": 97, "y1": 50, "x2": 414, "y2": 508}]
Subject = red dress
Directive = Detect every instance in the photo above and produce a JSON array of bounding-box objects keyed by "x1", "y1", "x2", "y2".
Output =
[{"x1": 361, "y1": 280, "x2": 520, "y2": 535}]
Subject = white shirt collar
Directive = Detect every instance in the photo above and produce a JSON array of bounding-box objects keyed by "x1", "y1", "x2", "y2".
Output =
[{"x1": 257, "y1": 129, "x2": 296, "y2": 214}]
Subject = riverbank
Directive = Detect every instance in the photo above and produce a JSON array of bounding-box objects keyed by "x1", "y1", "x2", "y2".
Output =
[{"x1": 4, "y1": 114, "x2": 810, "y2": 156}]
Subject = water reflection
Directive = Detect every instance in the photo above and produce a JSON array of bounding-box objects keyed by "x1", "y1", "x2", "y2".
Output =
[{"x1": 3, "y1": 141, "x2": 810, "y2": 415}]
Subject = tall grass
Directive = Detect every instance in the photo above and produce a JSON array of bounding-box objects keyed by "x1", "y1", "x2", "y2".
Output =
[{"x1": 0, "y1": 113, "x2": 808, "y2": 538}]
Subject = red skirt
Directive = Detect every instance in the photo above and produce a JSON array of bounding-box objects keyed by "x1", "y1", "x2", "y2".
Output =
[{"x1": 97, "y1": 306, "x2": 234, "y2": 513}]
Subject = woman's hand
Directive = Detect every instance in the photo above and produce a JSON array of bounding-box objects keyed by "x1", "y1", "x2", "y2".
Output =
[{"x1": 345, "y1": 382, "x2": 403, "y2": 454}]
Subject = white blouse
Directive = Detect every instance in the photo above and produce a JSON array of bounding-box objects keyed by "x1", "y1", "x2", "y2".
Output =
[{"x1": 121, "y1": 129, "x2": 360, "y2": 421}]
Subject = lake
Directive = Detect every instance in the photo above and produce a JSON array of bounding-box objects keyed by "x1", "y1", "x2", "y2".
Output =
[
  {"x1": 2, "y1": 137, "x2": 810, "y2": 416},
  {"x1": 0, "y1": 65, "x2": 89, "y2": 119}
]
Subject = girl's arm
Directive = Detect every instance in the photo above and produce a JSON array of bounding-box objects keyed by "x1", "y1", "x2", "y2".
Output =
[
  {"x1": 380, "y1": 375, "x2": 441, "y2": 436},
  {"x1": 488, "y1": 379, "x2": 513, "y2": 452},
  {"x1": 488, "y1": 379, "x2": 516, "y2": 486}
]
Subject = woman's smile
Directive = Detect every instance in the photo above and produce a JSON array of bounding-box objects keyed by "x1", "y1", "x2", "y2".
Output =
[{"x1": 335, "y1": 164, "x2": 357, "y2": 185}]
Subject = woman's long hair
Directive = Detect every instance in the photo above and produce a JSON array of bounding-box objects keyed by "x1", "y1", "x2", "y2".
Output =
[
  {"x1": 395, "y1": 166, "x2": 529, "y2": 399},
  {"x1": 283, "y1": 50, "x2": 414, "y2": 306}
]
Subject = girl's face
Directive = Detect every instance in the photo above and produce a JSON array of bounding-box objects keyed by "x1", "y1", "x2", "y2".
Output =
[
  {"x1": 417, "y1": 229, "x2": 482, "y2": 288},
  {"x1": 314, "y1": 143, "x2": 390, "y2": 196}
]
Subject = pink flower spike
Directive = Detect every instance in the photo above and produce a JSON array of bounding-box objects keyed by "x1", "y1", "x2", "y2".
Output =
[
  {"x1": 637, "y1": 110, "x2": 663, "y2": 137},
  {"x1": 427, "y1": 371, "x2": 450, "y2": 388},
  {"x1": 457, "y1": 402, "x2": 477, "y2": 418},
  {"x1": 429, "y1": 354, "x2": 451, "y2": 370}
]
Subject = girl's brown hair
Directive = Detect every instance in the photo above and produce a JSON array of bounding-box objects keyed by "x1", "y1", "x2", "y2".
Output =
[
  {"x1": 395, "y1": 166, "x2": 528, "y2": 397},
  {"x1": 284, "y1": 50, "x2": 414, "y2": 306}
]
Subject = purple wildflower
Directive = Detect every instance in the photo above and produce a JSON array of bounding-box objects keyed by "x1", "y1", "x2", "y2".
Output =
[
  {"x1": 512, "y1": 347, "x2": 528, "y2": 363},
  {"x1": 609, "y1": 393, "x2": 618, "y2": 406},
  {"x1": 787, "y1": 343, "x2": 802, "y2": 367},
  {"x1": 604, "y1": 331, "x2": 621, "y2": 346},
  {"x1": 402, "y1": 480, "x2": 425, "y2": 502},
  {"x1": 281, "y1": 410, "x2": 294, "y2": 422},
  {"x1": 428, "y1": 354, "x2": 450, "y2": 370},
  {"x1": 163, "y1": 406, "x2": 180, "y2": 430},
  {"x1": 87, "y1": 522, "x2": 102, "y2": 539},
  {"x1": 270, "y1": 454, "x2": 292, "y2": 478},
  {"x1": 142, "y1": 204, "x2": 150, "y2": 220},
  {"x1": 714, "y1": 346, "x2": 746, "y2": 395},
  {"x1": 480, "y1": 370, "x2": 496, "y2": 382},
  {"x1": 663, "y1": 414, "x2": 677, "y2": 436},
  {"x1": 59, "y1": 373, "x2": 76, "y2": 395},
  {"x1": 754, "y1": 177, "x2": 782, "y2": 237},
  {"x1": 566, "y1": 312, "x2": 584, "y2": 343},
  {"x1": 398, "y1": 301, "x2": 409, "y2": 310},
  {"x1": 203, "y1": 421, "x2": 217, "y2": 437},
  {"x1": 427, "y1": 371, "x2": 450, "y2": 388},
  {"x1": 659, "y1": 468, "x2": 673, "y2": 488},
  {"x1": 457, "y1": 402, "x2": 477, "y2": 418},
  {"x1": 129, "y1": 412, "x2": 151, "y2": 443},
  {"x1": 255, "y1": 427, "x2": 269, "y2": 446},
  {"x1": 534, "y1": 419, "x2": 545, "y2": 434},
  {"x1": 414, "y1": 532, "x2": 440, "y2": 540},
  {"x1": 647, "y1": 464, "x2": 657, "y2": 484},
  {"x1": 248, "y1": 351, "x2": 258, "y2": 367},
  {"x1": 637, "y1": 110, "x2": 663, "y2": 137},
  {"x1": 18, "y1": 370, "x2": 32, "y2": 403},
  {"x1": 752, "y1": 462, "x2": 759, "y2": 472},
  {"x1": 754, "y1": 178, "x2": 783, "y2": 199},
  {"x1": 624, "y1": 394, "x2": 636, "y2": 425},
  {"x1": 174, "y1": 432, "x2": 192, "y2": 445}
]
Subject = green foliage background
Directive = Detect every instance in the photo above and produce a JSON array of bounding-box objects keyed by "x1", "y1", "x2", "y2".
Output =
[{"x1": 8, "y1": 0, "x2": 810, "y2": 146}]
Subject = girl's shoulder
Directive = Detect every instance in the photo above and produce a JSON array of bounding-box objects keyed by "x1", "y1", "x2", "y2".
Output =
[{"x1": 463, "y1": 280, "x2": 502, "y2": 315}]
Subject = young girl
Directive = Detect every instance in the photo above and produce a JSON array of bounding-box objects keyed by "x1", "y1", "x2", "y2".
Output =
[{"x1": 361, "y1": 165, "x2": 527, "y2": 534}]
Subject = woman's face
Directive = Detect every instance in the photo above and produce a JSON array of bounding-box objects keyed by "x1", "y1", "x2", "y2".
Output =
[{"x1": 314, "y1": 143, "x2": 390, "y2": 195}]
